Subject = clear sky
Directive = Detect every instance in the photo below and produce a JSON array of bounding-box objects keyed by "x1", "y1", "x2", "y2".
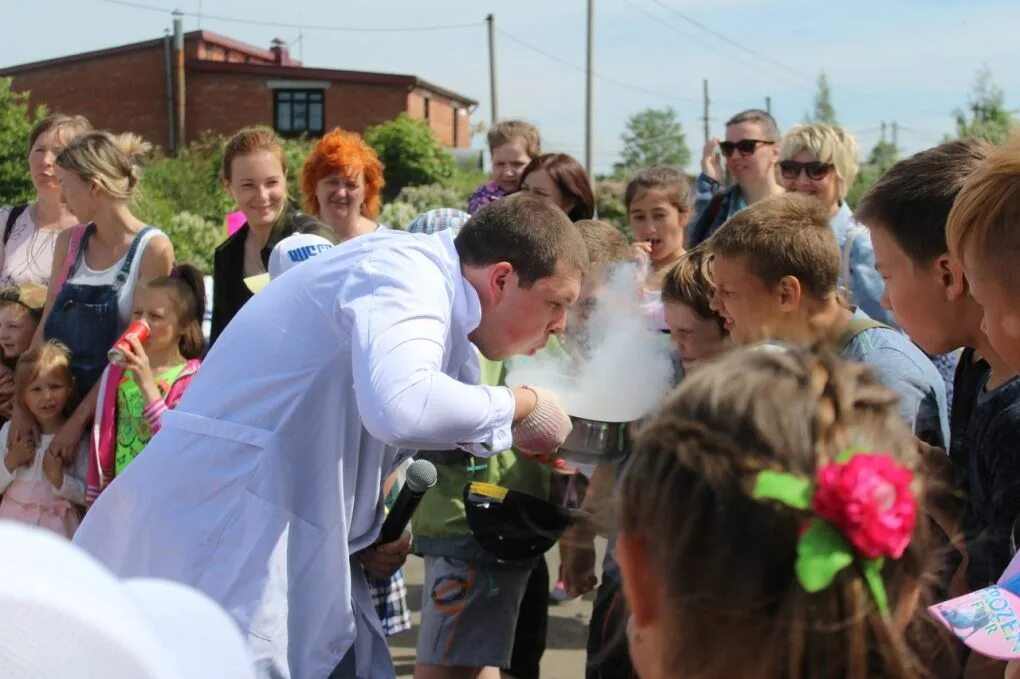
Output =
[{"x1": 2, "y1": 0, "x2": 1016, "y2": 174}]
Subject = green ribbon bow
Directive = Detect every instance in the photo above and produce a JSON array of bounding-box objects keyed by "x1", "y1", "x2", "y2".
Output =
[{"x1": 752, "y1": 468, "x2": 891, "y2": 615}]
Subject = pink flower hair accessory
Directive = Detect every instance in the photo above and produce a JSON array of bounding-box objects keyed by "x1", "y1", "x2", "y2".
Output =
[{"x1": 751, "y1": 448, "x2": 917, "y2": 615}]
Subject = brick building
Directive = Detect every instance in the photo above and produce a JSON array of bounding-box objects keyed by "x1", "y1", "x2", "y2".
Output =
[{"x1": 0, "y1": 30, "x2": 476, "y2": 151}]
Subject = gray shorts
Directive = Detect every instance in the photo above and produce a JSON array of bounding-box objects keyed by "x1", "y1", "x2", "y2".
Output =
[{"x1": 416, "y1": 555, "x2": 532, "y2": 668}]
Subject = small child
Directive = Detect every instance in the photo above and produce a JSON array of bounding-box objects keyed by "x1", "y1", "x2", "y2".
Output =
[
  {"x1": 468, "y1": 120, "x2": 541, "y2": 213},
  {"x1": 626, "y1": 167, "x2": 692, "y2": 331},
  {"x1": 661, "y1": 245, "x2": 730, "y2": 373},
  {"x1": 0, "y1": 283, "x2": 46, "y2": 422},
  {"x1": 0, "y1": 342, "x2": 85, "y2": 538},
  {"x1": 617, "y1": 345, "x2": 933, "y2": 678},
  {"x1": 87, "y1": 265, "x2": 205, "y2": 504}
]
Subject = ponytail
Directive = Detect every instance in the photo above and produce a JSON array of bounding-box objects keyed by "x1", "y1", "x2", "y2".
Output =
[{"x1": 147, "y1": 263, "x2": 206, "y2": 359}]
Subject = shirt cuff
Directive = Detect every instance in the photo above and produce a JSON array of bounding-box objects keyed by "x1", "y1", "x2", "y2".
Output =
[{"x1": 460, "y1": 385, "x2": 515, "y2": 456}]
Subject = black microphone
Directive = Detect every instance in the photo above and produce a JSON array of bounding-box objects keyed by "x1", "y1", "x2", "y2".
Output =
[{"x1": 376, "y1": 459, "x2": 438, "y2": 545}]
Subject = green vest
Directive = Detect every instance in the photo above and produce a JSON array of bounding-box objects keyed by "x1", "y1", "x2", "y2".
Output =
[{"x1": 410, "y1": 351, "x2": 552, "y2": 547}]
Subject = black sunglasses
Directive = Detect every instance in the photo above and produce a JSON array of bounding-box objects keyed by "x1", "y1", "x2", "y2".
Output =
[
  {"x1": 719, "y1": 139, "x2": 774, "y2": 157},
  {"x1": 779, "y1": 160, "x2": 834, "y2": 181}
]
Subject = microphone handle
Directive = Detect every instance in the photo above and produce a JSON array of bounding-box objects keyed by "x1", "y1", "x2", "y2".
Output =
[{"x1": 377, "y1": 486, "x2": 426, "y2": 545}]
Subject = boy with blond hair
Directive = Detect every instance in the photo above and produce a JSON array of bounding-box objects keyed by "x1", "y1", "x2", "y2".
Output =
[
  {"x1": 707, "y1": 193, "x2": 948, "y2": 447},
  {"x1": 468, "y1": 120, "x2": 541, "y2": 214}
]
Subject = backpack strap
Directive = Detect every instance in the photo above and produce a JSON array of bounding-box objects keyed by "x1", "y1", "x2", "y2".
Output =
[
  {"x1": 54, "y1": 224, "x2": 90, "y2": 292},
  {"x1": 3, "y1": 204, "x2": 28, "y2": 246},
  {"x1": 835, "y1": 316, "x2": 888, "y2": 351},
  {"x1": 840, "y1": 223, "x2": 866, "y2": 290}
]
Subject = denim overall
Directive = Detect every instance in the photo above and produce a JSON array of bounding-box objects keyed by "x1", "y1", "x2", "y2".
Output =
[{"x1": 44, "y1": 225, "x2": 153, "y2": 397}]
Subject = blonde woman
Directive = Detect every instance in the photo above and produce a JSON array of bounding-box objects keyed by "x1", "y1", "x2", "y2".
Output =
[{"x1": 25, "y1": 131, "x2": 174, "y2": 461}]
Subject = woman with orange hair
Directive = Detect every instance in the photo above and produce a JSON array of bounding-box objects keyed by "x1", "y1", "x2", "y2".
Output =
[{"x1": 301, "y1": 128, "x2": 386, "y2": 242}]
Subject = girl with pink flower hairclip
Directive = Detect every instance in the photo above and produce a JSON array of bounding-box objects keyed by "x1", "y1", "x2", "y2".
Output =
[{"x1": 614, "y1": 344, "x2": 946, "y2": 679}]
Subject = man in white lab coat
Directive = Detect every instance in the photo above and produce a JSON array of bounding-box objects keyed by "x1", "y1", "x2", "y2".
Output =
[{"x1": 73, "y1": 196, "x2": 587, "y2": 679}]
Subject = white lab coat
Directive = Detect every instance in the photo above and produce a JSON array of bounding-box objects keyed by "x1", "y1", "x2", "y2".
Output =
[{"x1": 73, "y1": 230, "x2": 515, "y2": 678}]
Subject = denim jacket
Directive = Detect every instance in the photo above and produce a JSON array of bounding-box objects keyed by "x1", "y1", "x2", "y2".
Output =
[
  {"x1": 686, "y1": 173, "x2": 746, "y2": 247},
  {"x1": 831, "y1": 203, "x2": 897, "y2": 327}
]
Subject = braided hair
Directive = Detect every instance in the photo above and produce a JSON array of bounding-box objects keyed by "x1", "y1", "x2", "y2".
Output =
[{"x1": 617, "y1": 344, "x2": 941, "y2": 679}]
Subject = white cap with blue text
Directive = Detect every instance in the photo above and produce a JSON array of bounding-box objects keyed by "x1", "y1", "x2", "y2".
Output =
[{"x1": 244, "y1": 233, "x2": 335, "y2": 293}]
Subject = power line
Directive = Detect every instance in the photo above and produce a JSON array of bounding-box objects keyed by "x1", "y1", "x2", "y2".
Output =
[
  {"x1": 96, "y1": 0, "x2": 482, "y2": 32},
  {"x1": 646, "y1": 0, "x2": 815, "y2": 85},
  {"x1": 495, "y1": 27, "x2": 700, "y2": 104},
  {"x1": 617, "y1": 0, "x2": 812, "y2": 92}
]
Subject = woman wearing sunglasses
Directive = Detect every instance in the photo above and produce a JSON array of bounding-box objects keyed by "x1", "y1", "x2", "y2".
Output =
[
  {"x1": 778, "y1": 124, "x2": 895, "y2": 327},
  {"x1": 687, "y1": 109, "x2": 785, "y2": 247}
]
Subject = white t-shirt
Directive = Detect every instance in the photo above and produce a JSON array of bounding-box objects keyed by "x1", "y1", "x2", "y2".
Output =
[
  {"x1": 0, "y1": 205, "x2": 63, "y2": 287},
  {"x1": 65, "y1": 228, "x2": 166, "y2": 327}
]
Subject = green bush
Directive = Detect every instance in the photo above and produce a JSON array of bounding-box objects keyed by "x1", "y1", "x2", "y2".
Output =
[
  {"x1": 365, "y1": 114, "x2": 456, "y2": 201},
  {"x1": 379, "y1": 183, "x2": 465, "y2": 229},
  {"x1": 594, "y1": 179, "x2": 631, "y2": 240},
  {"x1": 0, "y1": 77, "x2": 43, "y2": 205}
]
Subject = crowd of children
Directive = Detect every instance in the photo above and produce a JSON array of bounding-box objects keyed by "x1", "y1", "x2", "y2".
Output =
[{"x1": 3, "y1": 104, "x2": 1020, "y2": 679}]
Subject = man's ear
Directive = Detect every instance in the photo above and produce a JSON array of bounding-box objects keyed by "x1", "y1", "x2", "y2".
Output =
[
  {"x1": 777, "y1": 275, "x2": 802, "y2": 311},
  {"x1": 616, "y1": 532, "x2": 659, "y2": 628},
  {"x1": 486, "y1": 262, "x2": 515, "y2": 305},
  {"x1": 938, "y1": 255, "x2": 968, "y2": 303}
]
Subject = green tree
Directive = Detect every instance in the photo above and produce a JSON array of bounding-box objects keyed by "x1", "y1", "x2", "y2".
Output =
[
  {"x1": 614, "y1": 107, "x2": 691, "y2": 174},
  {"x1": 845, "y1": 139, "x2": 899, "y2": 209},
  {"x1": 866, "y1": 139, "x2": 899, "y2": 172},
  {"x1": 0, "y1": 77, "x2": 44, "y2": 204},
  {"x1": 364, "y1": 114, "x2": 455, "y2": 201},
  {"x1": 952, "y1": 66, "x2": 1013, "y2": 144},
  {"x1": 805, "y1": 72, "x2": 838, "y2": 125}
]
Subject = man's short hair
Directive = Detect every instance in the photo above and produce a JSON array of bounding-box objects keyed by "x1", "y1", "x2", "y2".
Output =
[
  {"x1": 857, "y1": 139, "x2": 991, "y2": 267},
  {"x1": 574, "y1": 219, "x2": 631, "y2": 274},
  {"x1": 708, "y1": 194, "x2": 839, "y2": 299},
  {"x1": 487, "y1": 120, "x2": 541, "y2": 158},
  {"x1": 662, "y1": 245, "x2": 720, "y2": 326},
  {"x1": 948, "y1": 134, "x2": 1020, "y2": 290},
  {"x1": 726, "y1": 109, "x2": 781, "y2": 143},
  {"x1": 455, "y1": 194, "x2": 589, "y2": 286}
]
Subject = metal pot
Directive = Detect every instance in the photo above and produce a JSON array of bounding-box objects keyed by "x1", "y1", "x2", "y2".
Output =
[{"x1": 558, "y1": 416, "x2": 630, "y2": 464}]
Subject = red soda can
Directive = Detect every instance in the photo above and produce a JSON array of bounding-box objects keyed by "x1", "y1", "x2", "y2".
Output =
[{"x1": 107, "y1": 321, "x2": 150, "y2": 365}]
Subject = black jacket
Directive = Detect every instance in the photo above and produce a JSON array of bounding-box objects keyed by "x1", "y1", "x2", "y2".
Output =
[{"x1": 210, "y1": 204, "x2": 335, "y2": 345}]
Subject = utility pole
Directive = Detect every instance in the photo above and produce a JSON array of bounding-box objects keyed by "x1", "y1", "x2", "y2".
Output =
[
  {"x1": 584, "y1": 0, "x2": 594, "y2": 176},
  {"x1": 765, "y1": 96, "x2": 771, "y2": 116},
  {"x1": 173, "y1": 10, "x2": 185, "y2": 152},
  {"x1": 702, "y1": 79, "x2": 710, "y2": 143},
  {"x1": 892, "y1": 121, "x2": 899, "y2": 150},
  {"x1": 881, "y1": 121, "x2": 887, "y2": 143},
  {"x1": 486, "y1": 14, "x2": 498, "y2": 125}
]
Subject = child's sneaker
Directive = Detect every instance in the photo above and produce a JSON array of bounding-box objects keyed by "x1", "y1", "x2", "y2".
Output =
[{"x1": 548, "y1": 579, "x2": 577, "y2": 604}]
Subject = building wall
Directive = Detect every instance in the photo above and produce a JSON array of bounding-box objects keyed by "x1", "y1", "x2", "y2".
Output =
[
  {"x1": 406, "y1": 90, "x2": 471, "y2": 148},
  {"x1": 185, "y1": 71, "x2": 274, "y2": 141},
  {"x1": 6, "y1": 45, "x2": 472, "y2": 150},
  {"x1": 323, "y1": 82, "x2": 408, "y2": 134},
  {"x1": 7, "y1": 45, "x2": 173, "y2": 150}
]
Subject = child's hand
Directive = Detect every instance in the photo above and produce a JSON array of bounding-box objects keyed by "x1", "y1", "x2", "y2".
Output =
[
  {"x1": 42, "y1": 451, "x2": 63, "y2": 489},
  {"x1": 631, "y1": 243, "x2": 652, "y2": 285},
  {"x1": 47, "y1": 418, "x2": 84, "y2": 467},
  {"x1": 701, "y1": 137, "x2": 723, "y2": 181},
  {"x1": 560, "y1": 529, "x2": 598, "y2": 597},
  {"x1": 0, "y1": 366, "x2": 14, "y2": 397},
  {"x1": 5, "y1": 429, "x2": 35, "y2": 472},
  {"x1": 120, "y1": 336, "x2": 160, "y2": 403}
]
